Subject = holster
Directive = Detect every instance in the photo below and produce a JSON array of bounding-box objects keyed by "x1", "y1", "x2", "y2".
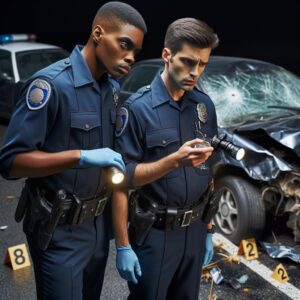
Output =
[
  {"x1": 19, "y1": 185, "x2": 69, "y2": 251},
  {"x1": 26, "y1": 186, "x2": 52, "y2": 233},
  {"x1": 128, "y1": 192, "x2": 157, "y2": 246},
  {"x1": 202, "y1": 190, "x2": 222, "y2": 224},
  {"x1": 38, "y1": 190, "x2": 67, "y2": 251},
  {"x1": 15, "y1": 185, "x2": 30, "y2": 223}
]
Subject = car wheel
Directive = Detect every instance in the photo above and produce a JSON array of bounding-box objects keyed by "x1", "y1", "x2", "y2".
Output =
[{"x1": 214, "y1": 176, "x2": 265, "y2": 244}]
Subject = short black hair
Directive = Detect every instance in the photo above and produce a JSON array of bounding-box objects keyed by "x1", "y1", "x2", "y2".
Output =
[
  {"x1": 94, "y1": 1, "x2": 147, "y2": 34},
  {"x1": 164, "y1": 18, "x2": 219, "y2": 54}
]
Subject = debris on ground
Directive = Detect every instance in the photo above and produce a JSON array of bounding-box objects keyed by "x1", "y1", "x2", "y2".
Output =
[
  {"x1": 0, "y1": 225, "x2": 8, "y2": 231},
  {"x1": 261, "y1": 241, "x2": 300, "y2": 263},
  {"x1": 224, "y1": 278, "x2": 242, "y2": 289},
  {"x1": 210, "y1": 267, "x2": 224, "y2": 284},
  {"x1": 237, "y1": 274, "x2": 249, "y2": 284}
]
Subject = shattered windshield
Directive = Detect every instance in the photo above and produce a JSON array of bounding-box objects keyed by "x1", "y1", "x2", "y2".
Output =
[{"x1": 199, "y1": 60, "x2": 300, "y2": 127}]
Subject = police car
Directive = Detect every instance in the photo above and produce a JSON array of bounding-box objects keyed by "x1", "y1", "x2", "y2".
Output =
[{"x1": 0, "y1": 34, "x2": 69, "y2": 119}]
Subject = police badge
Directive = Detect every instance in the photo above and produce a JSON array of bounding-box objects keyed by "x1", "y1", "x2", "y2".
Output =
[{"x1": 197, "y1": 103, "x2": 207, "y2": 124}]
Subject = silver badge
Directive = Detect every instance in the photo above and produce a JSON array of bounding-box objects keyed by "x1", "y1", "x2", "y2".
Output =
[{"x1": 197, "y1": 103, "x2": 207, "y2": 124}]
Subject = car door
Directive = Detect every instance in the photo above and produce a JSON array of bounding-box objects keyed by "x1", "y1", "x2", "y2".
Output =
[{"x1": 0, "y1": 49, "x2": 16, "y2": 119}]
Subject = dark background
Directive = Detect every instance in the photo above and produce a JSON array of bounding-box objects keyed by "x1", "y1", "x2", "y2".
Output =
[{"x1": 1, "y1": 0, "x2": 299, "y2": 75}]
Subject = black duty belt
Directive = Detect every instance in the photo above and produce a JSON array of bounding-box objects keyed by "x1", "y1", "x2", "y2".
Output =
[
  {"x1": 153, "y1": 199, "x2": 207, "y2": 230},
  {"x1": 58, "y1": 191, "x2": 110, "y2": 225}
]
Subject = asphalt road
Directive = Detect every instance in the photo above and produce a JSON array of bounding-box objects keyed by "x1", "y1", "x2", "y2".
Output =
[{"x1": 0, "y1": 121, "x2": 300, "y2": 300}]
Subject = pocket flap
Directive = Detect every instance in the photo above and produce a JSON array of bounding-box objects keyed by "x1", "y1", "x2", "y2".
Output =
[
  {"x1": 146, "y1": 128, "x2": 179, "y2": 148},
  {"x1": 71, "y1": 112, "x2": 101, "y2": 131}
]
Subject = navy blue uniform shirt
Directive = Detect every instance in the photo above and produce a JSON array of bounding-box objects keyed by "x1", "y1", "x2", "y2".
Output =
[
  {"x1": 116, "y1": 73, "x2": 218, "y2": 207},
  {"x1": 0, "y1": 45, "x2": 118, "y2": 199}
]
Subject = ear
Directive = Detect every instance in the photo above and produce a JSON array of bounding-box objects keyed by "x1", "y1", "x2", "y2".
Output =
[
  {"x1": 92, "y1": 25, "x2": 104, "y2": 44},
  {"x1": 162, "y1": 48, "x2": 172, "y2": 64}
]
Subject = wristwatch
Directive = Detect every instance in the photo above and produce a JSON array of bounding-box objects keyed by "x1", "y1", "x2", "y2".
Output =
[{"x1": 207, "y1": 225, "x2": 215, "y2": 234}]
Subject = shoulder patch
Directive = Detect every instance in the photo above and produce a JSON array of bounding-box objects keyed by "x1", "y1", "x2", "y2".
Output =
[
  {"x1": 26, "y1": 79, "x2": 51, "y2": 110},
  {"x1": 115, "y1": 107, "x2": 129, "y2": 137}
]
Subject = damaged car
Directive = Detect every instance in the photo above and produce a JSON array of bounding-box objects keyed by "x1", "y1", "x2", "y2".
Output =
[{"x1": 119, "y1": 56, "x2": 300, "y2": 244}]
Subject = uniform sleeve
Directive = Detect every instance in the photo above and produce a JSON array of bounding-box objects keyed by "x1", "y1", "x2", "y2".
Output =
[
  {"x1": 115, "y1": 104, "x2": 144, "y2": 188},
  {"x1": 0, "y1": 77, "x2": 59, "y2": 179}
]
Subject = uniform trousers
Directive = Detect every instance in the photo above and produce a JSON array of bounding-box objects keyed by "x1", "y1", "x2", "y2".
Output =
[
  {"x1": 128, "y1": 217, "x2": 207, "y2": 300},
  {"x1": 26, "y1": 213, "x2": 109, "y2": 300}
]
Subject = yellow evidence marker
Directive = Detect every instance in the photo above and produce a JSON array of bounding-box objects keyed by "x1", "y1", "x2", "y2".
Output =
[
  {"x1": 271, "y1": 263, "x2": 289, "y2": 283},
  {"x1": 237, "y1": 238, "x2": 259, "y2": 260},
  {"x1": 4, "y1": 243, "x2": 31, "y2": 271}
]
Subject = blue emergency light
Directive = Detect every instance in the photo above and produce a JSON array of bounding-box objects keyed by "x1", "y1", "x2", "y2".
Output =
[{"x1": 0, "y1": 34, "x2": 36, "y2": 44}]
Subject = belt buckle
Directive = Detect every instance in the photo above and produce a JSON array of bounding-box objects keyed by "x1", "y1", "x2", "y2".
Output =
[
  {"x1": 95, "y1": 197, "x2": 107, "y2": 216},
  {"x1": 181, "y1": 210, "x2": 193, "y2": 227}
]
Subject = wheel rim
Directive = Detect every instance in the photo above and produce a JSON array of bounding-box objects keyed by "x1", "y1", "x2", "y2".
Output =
[{"x1": 215, "y1": 187, "x2": 238, "y2": 235}]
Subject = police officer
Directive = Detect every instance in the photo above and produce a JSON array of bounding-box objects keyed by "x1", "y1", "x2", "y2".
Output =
[
  {"x1": 0, "y1": 2, "x2": 146, "y2": 299},
  {"x1": 112, "y1": 18, "x2": 219, "y2": 300}
]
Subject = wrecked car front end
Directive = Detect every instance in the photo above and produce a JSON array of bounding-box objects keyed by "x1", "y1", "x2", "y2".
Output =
[{"x1": 201, "y1": 57, "x2": 300, "y2": 242}]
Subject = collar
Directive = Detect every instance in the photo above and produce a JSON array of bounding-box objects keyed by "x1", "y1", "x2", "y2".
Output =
[
  {"x1": 151, "y1": 74, "x2": 173, "y2": 108},
  {"x1": 151, "y1": 73, "x2": 200, "y2": 109},
  {"x1": 69, "y1": 45, "x2": 97, "y2": 88}
]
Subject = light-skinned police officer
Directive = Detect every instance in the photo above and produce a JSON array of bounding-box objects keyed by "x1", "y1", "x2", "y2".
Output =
[{"x1": 113, "y1": 18, "x2": 219, "y2": 300}]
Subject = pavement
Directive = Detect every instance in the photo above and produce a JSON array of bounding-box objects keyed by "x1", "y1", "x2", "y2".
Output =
[{"x1": 1, "y1": 121, "x2": 300, "y2": 300}]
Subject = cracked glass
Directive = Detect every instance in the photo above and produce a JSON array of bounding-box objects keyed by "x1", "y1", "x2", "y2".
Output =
[{"x1": 199, "y1": 60, "x2": 300, "y2": 127}]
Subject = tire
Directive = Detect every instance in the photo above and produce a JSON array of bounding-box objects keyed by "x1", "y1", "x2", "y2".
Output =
[{"x1": 214, "y1": 176, "x2": 265, "y2": 245}]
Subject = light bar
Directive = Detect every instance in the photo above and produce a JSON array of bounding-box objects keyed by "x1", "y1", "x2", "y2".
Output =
[{"x1": 0, "y1": 34, "x2": 36, "y2": 44}]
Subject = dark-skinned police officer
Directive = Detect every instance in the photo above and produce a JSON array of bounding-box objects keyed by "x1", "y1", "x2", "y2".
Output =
[
  {"x1": 112, "y1": 18, "x2": 219, "y2": 300},
  {"x1": 0, "y1": 2, "x2": 146, "y2": 299}
]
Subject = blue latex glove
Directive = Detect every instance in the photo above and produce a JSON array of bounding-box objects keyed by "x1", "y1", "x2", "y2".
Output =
[
  {"x1": 116, "y1": 245, "x2": 142, "y2": 284},
  {"x1": 202, "y1": 233, "x2": 214, "y2": 266},
  {"x1": 79, "y1": 148, "x2": 125, "y2": 171}
]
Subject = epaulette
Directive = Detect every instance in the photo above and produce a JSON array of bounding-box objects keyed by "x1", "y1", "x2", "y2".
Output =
[
  {"x1": 125, "y1": 85, "x2": 151, "y2": 106},
  {"x1": 35, "y1": 58, "x2": 71, "y2": 81}
]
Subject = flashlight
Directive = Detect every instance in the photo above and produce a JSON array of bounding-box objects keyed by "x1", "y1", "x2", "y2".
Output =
[
  {"x1": 210, "y1": 134, "x2": 245, "y2": 161},
  {"x1": 107, "y1": 167, "x2": 125, "y2": 184}
]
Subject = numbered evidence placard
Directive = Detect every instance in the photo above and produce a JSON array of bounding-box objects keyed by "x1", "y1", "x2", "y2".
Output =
[
  {"x1": 271, "y1": 263, "x2": 289, "y2": 283},
  {"x1": 237, "y1": 238, "x2": 259, "y2": 260},
  {"x1": 4, "y1": 243, "x2": 31, "y2": 271}
]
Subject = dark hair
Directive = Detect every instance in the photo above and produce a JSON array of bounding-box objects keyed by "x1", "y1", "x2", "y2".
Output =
[
  {"x1": 164, "y1": 18, "x2": 219, "y2": 54},
  {"x1": 94, "y1": 1, "x2": 147, "y2": 34}
]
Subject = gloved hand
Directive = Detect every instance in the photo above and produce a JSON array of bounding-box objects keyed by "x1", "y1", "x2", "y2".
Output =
[
  {"x1": 79, "y1": 148, "x2": 125, "y2": 171},
  {"x1": 116, "y1": 245, "x2": 142, "y2": 284},
  {"x1": 202, "y1": 233, "x2": 214, "y2": 266}
]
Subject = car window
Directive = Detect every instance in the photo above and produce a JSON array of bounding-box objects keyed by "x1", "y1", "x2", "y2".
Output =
[
  {"x1": 16, "y1": 49, "x2": 69, "y2": 81},
  {"x1": 0, "y1": 50, "x2": 14, "y2": 80},
  {"x1": 200, "y1": 62, "x2": 300, "y2": 127},
  {"x1": 122, "y1": 65, "x2": 161, "y2": 93}
]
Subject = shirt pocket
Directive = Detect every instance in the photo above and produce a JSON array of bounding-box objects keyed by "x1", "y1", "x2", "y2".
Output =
[
  {"x1": 146, "y1": 127, "x2": 181, "y2": 178},
  {"x1": 69, "y1": 112, "x2": 101, "y2": 149}
]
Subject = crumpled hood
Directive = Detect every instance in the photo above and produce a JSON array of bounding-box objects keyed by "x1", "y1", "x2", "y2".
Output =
[
  {"x1": 235, "y1": 115, "x2": 300, "y2": 158},
  {"x1": 215, "y1": 115, "x2": 300, "y2": 181}
]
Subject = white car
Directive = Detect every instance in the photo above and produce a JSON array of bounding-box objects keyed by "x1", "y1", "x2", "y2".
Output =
[{"x1": 0, "y1": 34, "x2": 69, "y2": 119}]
